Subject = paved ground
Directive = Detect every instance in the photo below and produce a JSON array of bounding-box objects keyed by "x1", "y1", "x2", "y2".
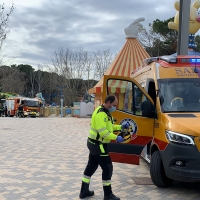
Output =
[{"x1": 0, "y1": 117, "x2": 199, "y2": 200}]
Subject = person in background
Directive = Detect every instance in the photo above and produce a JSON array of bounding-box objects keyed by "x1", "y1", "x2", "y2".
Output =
[
  {"x1": 4, "y1": 104, "x2": 7, "y2": 117},
  {"x1": 17, "y1": 104, "x2": 24, "y2": 117},
  {"x1": 0, "y1": 104, "x2": 4, "y2": 117},
  {"x1": 79, "y1": 94, "x2": 129, "y2": 200}
]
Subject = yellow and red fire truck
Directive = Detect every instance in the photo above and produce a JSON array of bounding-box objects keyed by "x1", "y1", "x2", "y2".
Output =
[
  {"x1": 6, "y1": 96, "x2": 40, "y2": 117},
  {"x1": 103, "y1": 55, "x2": 200, "y2": 187}
]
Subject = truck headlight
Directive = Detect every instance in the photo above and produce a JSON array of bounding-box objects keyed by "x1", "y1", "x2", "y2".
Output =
[{"x1": 166, "y1": 130, "x2": 194, "y2": 145}]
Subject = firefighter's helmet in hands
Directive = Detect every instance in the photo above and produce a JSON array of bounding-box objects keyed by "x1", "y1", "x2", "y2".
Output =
[{"x1": 117, "y1": 125, "x2": 133, "y2": 143}]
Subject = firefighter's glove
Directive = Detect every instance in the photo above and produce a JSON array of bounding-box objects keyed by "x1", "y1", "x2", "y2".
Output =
[
  {"x1": 121, "y1": 122, "x2": 130, "y2": 130},
  {"x1": 116, "y1": 136, "x2": 124, "y2": 143}
]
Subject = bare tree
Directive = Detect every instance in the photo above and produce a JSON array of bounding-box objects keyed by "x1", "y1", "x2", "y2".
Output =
[
  {"x1": 93, "y1": 49, "x2": 114, "y2": 80},
  {"x1": 51, "y1": 47, "x2": 87, "y2": 104},
  {"x1": 138, "y1": 26, "x2": 155, "y2": 55},
  {"x1": 80, "y1": 50, "x2": 95, "y2": 92},
  {"x1": 0, "y1": 3, "x2": 15, "y2": 63},
  {"x1": 138, "y1": 25, "x2": 163, "y2": 56}
]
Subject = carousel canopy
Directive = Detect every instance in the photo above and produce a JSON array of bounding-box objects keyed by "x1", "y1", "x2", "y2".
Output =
[{"x1": 89, "y1": 38, "x2": 150, "y2": 94}]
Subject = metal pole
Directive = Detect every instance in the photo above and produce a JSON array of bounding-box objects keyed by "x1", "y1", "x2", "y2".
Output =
[
  {"x1": 177, "y1": 0, "x2": 183, "y2": 55},
  {"x1": 60, "y1": 98, "x2": 63, "y2": 117},
  {"x1": 60, "y1": 86, "x2": 63, "y2": 117},
  {"x1": 177, "y1": 0, "x2": 191, "y2": 55}
]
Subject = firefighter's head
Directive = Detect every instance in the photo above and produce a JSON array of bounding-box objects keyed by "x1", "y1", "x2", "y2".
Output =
[{"x1": 104, "y1": 94, "x2": 118, "y2": 113}]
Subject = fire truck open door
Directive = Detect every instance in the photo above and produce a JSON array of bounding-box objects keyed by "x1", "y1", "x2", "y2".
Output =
[{"x1": 102, "y1": 75, "x2": 155, "y2": 165}]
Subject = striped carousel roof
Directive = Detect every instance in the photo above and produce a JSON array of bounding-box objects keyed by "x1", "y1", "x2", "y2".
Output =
[{"x1": 89, "y1": 38, "x2": 150, "y2": 94}]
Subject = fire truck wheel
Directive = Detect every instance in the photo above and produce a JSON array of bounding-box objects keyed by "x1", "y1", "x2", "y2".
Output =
[{"x1": 150, "y1": 150, "x2": 173, "y2": 188}]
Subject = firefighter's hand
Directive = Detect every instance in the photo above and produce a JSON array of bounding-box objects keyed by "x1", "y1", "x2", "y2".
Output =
[
  {"x1": 121, "y1": 122, "x2": 130, "y2": 130},
  {"x1": 116, "y1": 136, "x2": 124, "y2": 143}
]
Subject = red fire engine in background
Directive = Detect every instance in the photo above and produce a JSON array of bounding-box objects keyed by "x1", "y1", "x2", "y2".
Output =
[{"x1": 6, "y1": 96, "x2": 40, "y2": 117}]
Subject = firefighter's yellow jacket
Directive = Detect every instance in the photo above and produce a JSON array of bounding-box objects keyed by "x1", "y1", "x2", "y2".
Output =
[{"x1": 88, "y1": 105, "x2": 121, "y2": 143}]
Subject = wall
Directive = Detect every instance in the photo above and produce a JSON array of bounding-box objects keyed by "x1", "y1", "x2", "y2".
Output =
[{"x1": 80, "y1": 102, "x2": 94, "y2": 117}]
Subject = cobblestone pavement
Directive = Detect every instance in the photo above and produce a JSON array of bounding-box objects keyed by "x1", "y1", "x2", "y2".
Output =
[{"x1": 0, "y1": 117, "x2": 199, "y2": 200}]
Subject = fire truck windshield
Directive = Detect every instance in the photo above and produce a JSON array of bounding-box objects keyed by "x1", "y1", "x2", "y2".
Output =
[
  {"x1": 158, "y1": 78, "x2": 200, "y2": 112},
  {"x1": 24, "y1": 100, "x2": 39, "y2": 107}
]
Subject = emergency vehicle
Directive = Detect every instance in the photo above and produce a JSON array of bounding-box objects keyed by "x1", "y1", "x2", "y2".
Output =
[
  {"x1": 6, "y1": 96, "x2": 40, "y2": 117},
  {"x1": 103, "y1": 55, "x2": 200, "y2": 187}
]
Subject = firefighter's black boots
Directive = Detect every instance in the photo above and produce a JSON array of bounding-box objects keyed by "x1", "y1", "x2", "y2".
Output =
[
  {"x1": 104, "y1": 194, "x2": 120, "y2": 200},
  {"x1": 79, "y1": 181, "x2": 94, "y2": 199},
  {"x1": 103, "y1": 186, "x2": 120, "y2": 200}
]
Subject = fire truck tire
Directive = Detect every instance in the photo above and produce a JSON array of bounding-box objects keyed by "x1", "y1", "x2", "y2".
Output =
[{"x1": 150, "y1": 150, "x2": 173, "y2": 188}]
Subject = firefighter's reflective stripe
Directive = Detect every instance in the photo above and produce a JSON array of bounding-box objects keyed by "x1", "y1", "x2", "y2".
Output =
[
  {"x1": 102, "y1": 132, "x2": 110, "y2": 139},
  {"x1": 82, "y1": 175, "x2": 91, "y2": 184},
  {"x1": 99, "y1": 144, "x2": 105, "y2": 153},
  {"x1": 90, "y1": 127, "x2": 108, "y2": 141},
  {"x1": 91, "y1": 127, "x2": 107, "y2": 133},
  {"x1": 88, "y1": 133, "x2": 96, "y2": 140},
  {"x1": 89, "y1": 128, "x2": 98, "y2": 140},
  {"x1": 102, "y1": 180, "x2": 111, "y2": 186},
  {"x1": 90, "y1": 127, "x2": 97, "y2": 133},
  {"x1": 90, "y1": 128, "x2": 111, "y2": 142},
  {"x1": 88, "y1": 139, "x2": 95, "y2": 145},
  {"x1": 98, "y1": 127, "x2": 107, "y2": 132}
]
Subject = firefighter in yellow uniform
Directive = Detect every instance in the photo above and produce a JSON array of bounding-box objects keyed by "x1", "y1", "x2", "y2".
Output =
[{"x1": 79, "y1": 94, "x2": 129, "y2": 200}]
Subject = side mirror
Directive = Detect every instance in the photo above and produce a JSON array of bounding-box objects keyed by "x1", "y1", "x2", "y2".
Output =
[{"x1": 141, "y1": 100, "x2": 155, "y2": 118}]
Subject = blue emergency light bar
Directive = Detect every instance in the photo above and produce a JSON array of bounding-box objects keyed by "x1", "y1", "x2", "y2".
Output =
[
  {"x1": 180, "y1": 58, "x2": 200, "y2": 63},
  {"x1": 142, "y1": 55, "x2": 200, "y2": 66}
]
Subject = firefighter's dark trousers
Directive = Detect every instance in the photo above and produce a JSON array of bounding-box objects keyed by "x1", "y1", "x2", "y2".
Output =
[{"x1": 82, "y1": 152, "x2": 113, "y2": 196}]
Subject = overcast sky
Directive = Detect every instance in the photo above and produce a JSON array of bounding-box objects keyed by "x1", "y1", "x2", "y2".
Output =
[{"x1": 1, "y1": 0, "x2": 196, "y2": 68}]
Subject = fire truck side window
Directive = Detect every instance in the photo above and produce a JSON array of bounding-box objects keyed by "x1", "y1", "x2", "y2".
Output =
[
  {"x1": 123, "y1": 82, "x2": 148, "y2": 115},
  {"x1": 17, "y1": 99, "x2": 20, "y2": 103},
  {"x1": 123, "y1": 82, "x2": 133, "y2": 113},
  {"x1": 107, "y1": 79, "x2": 148, "y2": 115},
  {"x1": 134, "y1": 85, "x2": 148, "y2": 116}
]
